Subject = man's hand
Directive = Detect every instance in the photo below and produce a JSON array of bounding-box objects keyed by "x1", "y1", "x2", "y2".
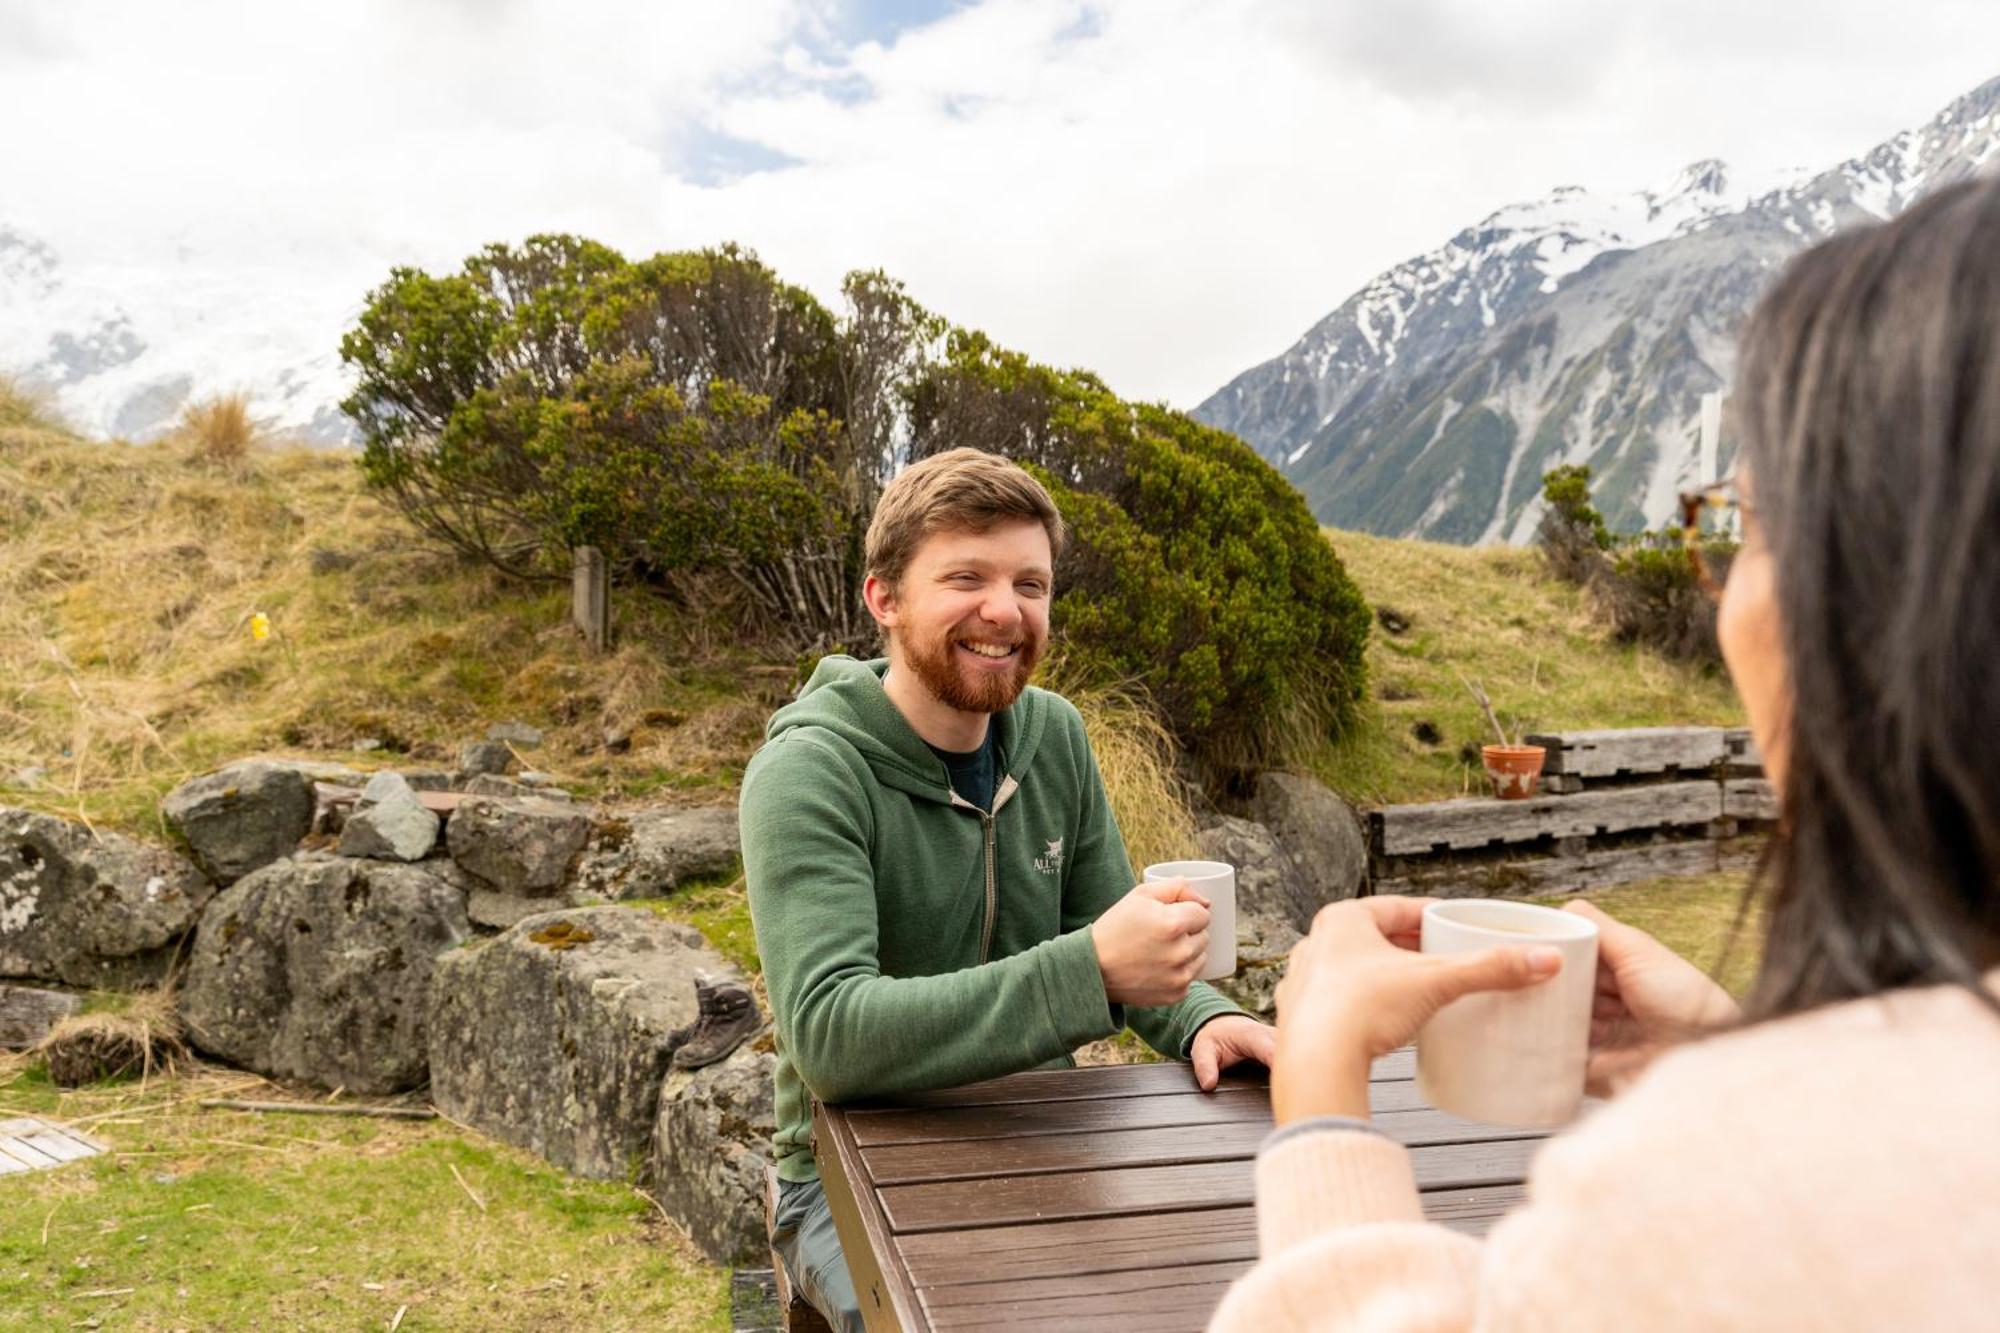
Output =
[
  {"x1": 1091, "y1": 879, "x2": 1209, "y2": 1007},
  {"x1": 1190, "y1": 1014, "x2": 1274, "y2": 1091}
]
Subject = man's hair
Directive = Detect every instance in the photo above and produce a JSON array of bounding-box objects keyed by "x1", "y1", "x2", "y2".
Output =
[{"x1": 865, "y1": 448, "x2": 1067, "y2": 589}]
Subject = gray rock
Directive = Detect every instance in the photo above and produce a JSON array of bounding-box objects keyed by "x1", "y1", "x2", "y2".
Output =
[
  {"x1": 447, "y1": 797, "x2": 590, "y2": 894},
  {"x1": 161, "y1": 761, "x2": 316, "y2": 883},
  {"x1": 427, "y1": 906, "x2": 738, "y2": 1180},
  {"x1": 459, "y1": 741, "x2": 514, "y2": 777},
  {"x1": 486, "y1": 721, "x2": 544, "y2": 749},
  {"x1": 466, "y1": 888, "x2": 550, "y2": 932},
  {"x1": 354, "y1": 738, "x2": 384, "y2": 753},
  {"x1": 338, "y1": 789, "x2": 441, "y2": 862},
  {"x1": 1240, "y1": 773, "x2": 1368, "y2": 921},
  {"x1": 1196, "y1": 816, "x2": 1304, "y2": 1021},
  {"x1": 0, "y1": 806, "x2": 214, "y2": 987},
  {"x1": 570, "y1": 807, "x2": 741, "y2": 901},
  {"x1": 401, "y1": 770, "x2": 455, "y2": 793},
  {"x1": 359, "y1": 770, "x2": 412, "y2": 805},
  {"x1": 461, "y1": 774, "x2": 541, "y2": 800},
  {"x1": 290, "y1": 761, "x2": 367, "y2": 786},
  {"x1": 649, "y1": 1044, "x2": 777, "y2": 1265},
  {"x1": 0, "y1": 983, "x2": 84, "y2": 1049},
  {"x1": 181, "y1": 858, "x2": 470, "y2": 1093}
]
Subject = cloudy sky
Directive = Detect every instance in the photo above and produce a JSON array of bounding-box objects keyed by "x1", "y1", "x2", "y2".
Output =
[{"x1": 3, "y1": 0, "x2": 1998, "y2": 407}]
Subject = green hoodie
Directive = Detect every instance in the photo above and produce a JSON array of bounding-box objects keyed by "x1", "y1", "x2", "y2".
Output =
[{"x1": 741, "y1": 656, "x2": 1241, "y2": 1183}]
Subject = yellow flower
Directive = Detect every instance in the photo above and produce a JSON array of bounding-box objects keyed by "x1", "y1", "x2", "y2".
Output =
[{"x1": 249, "y1": 612, "x2": 271, "y2": 643}]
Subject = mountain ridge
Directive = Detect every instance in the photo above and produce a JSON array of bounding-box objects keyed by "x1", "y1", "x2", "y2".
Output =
[{"x1": 1196, "y1": 74, "x2": 2000, "y2": 541}]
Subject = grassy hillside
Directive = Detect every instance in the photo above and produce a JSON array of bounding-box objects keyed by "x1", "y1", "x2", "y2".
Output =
[
  {"x1": 1, "y1": 418, "x2": 782, "y2": 840},
  {"x1": 1316, "y1": 528, "x2": 1743, "y2": 806}
]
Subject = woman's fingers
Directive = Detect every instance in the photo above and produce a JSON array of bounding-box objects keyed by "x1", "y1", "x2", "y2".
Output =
[{"x1": 1433, "y1": 945, "x2": 1562, "y2": 1005}]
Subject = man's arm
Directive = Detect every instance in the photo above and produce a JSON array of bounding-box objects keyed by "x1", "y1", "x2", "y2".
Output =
[
  {"x1": 1058, "y1": 708, "x2": 1243, "y2": 1058},
  {"x1": 743, "y1": 732, "x2": 1119, "y2": 1104}
]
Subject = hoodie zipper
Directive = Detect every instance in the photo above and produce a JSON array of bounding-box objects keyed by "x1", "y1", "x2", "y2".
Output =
[{"x1": 957, "y1": 776, "x2": 1020, "y2": 965}]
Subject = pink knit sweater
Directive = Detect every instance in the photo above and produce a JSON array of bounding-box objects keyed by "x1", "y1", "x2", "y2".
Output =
[{"x1": 1210, "y1": 976, "x2": 2000, "y2": 1331}]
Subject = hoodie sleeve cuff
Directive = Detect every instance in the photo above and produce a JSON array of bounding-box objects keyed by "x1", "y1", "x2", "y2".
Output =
[
  {"x1": 1254, "y1": 1125, "x2": 1426, "y2": 1258},
  {"x1": 1034, "y1": 926, "x2": 1121, "y2": 1050}
]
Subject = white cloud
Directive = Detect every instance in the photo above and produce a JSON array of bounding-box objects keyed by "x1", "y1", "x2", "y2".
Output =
[{"x1": 2, "y1": 0, "x2": 1998, "y2": 416}]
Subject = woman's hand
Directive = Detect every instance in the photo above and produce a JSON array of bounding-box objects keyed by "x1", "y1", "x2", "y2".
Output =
[
  {"x1": 1271, "y1": 897, "x2": 1561, "y2": 1124},
  {"x1": 1562, "y1": 900, "x2": 1741, "y2": 1096}
]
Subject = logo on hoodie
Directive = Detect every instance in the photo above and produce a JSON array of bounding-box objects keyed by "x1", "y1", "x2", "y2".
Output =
[{"x1": 1034, "y1": 837, "x2": 1064, "y2": 876}]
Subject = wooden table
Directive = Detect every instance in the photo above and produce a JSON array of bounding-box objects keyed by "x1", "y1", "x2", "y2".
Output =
[{"x1": 812, "y1": 1050, "x2": 1551, "y2": 1331}]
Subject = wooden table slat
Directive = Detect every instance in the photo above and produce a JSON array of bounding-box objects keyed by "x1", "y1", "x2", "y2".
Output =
[
  {"x1": 899, "y1": 1206, "x2": 1260, "y2": 1287},
  {"x1": 848, "y1": 1085, "x2": 1272, "y2": 1148},
  {"x1": 864, "y1": 1106, "x2": 1541, "y2": 1185},
  {"x1": 855, "y1": 1048, "x2": 1411, "y2": 1114},
  {"x1": 877, "y1": 1137, "x2": 1540, "y2": 1233},
  {"x1": 920, "y1": 1262, "x2": 1250, "y2": 1332}
]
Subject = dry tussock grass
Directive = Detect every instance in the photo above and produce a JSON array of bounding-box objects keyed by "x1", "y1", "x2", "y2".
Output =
[
  {"x1": 172, "y1": 391, "x2": 261, "y2": 464},
  {"x1": 1061, "y1": 680, "x2": 1200, "y2": 873},
  {"x1": 0, "y1": 432, "x2": 784, "y2": 833},
  {"x1": 36, "y1": 989, "x2": 190, "y2": 1087}
]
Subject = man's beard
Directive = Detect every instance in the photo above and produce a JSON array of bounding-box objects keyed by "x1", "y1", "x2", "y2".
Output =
[{"x1": 902, "y1": 621, "x2": 1044, "y2": 714}]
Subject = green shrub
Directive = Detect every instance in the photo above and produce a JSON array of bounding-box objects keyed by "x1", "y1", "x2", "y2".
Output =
[
  {"x1": 1537, "y1": 465, "x2": 1733, "y2": 665},
  {"x1": 1537, "y1": 463, "x2": 1612, "y2": 584},
  {"x1": 341, "y1": 238, "x2": 934, "y2": 652},
  {"x1": 909, "y1": 335, "x2": 1371, "y2": 774}
]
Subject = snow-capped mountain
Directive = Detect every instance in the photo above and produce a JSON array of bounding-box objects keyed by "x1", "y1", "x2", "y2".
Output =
[
  {"x1": 1195, "y1": 75, "x2": 2000, "y2": 542},
  {"x1": 0, "y1": 224, "x2": 362, "y2": 444}
]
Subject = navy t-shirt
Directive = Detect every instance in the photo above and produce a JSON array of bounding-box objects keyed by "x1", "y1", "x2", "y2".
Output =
[{"x1": 927, "y1": 727, "x2": 999, "y2": 813}]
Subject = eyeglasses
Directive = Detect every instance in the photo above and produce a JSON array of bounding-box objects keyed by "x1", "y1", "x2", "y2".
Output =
[{"x1": 1676, "y1": 472, "x2": 1747, "y2": 597}]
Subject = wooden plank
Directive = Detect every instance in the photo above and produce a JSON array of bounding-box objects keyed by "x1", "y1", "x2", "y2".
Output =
[
  {"x1": 876, "y1": 1138, "x2": 1539, "y2": 1233},
  {"x1": 847, "y1": 1086, "x2": 1273, "y2": 1148},
  {"x1": 901, "y1": 1208, "x2": 1261, "y2": 1287},
  {"x1": 0, "y1": 1149, "x2": 27, "y2": 1175},
  {"x1": 866, "y1": 1049, "x2": 1406, "y2": 1113},
  {"x1": 1375, "y1": 836, "x2": 1727, "y2": 898},
  {"x1": 0, "y1": 985, "x2": 83, "y2": 1050},
  {"x1": 1373, "y1": 781, "x2": 1723, "y2": 855},
  {"x1": 572, "y1": 544, "x2": 610, "y2": 653},
  {"x1": 0, "y1": 1135, "x2": 61, "y2": 1169},
  {"x1": 1723, "y1": 777, "x2": 1779, "y2": 822},
  {"x1": 1723, "y1": 727, "x2": 1763, "y2": 771},
  {"x1": 17, "y1": 1128, "x2": 98, "y2": 1163},
  {"x1": 862, "y1": 1061, "x2": 1258, "y2": 1110},
  {"x1": 1522, "y1": 727, "x2": 1726, "y2": 777},
  {"x1": 864, "y1": 1106, "x2": 1538, "y2": 1186},
  {"x1": 813, "y1": 1101, "x2": 924, "y2": 1332},
  {"x1": 898, "y1": 1178, "x2": 1527, "y2": 1294},
  {"x1": 920, "y1": 1261, "x2": 1249, "y2": 1331}
]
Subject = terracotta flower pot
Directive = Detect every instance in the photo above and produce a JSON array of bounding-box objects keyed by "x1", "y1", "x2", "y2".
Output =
[{"x1": 1482, "y1": 744, "x2": 1547, "y2": 800}]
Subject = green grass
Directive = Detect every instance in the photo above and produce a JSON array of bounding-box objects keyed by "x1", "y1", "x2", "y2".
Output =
[
  {"x1": 1534, "y1": 870, "x2": 1764, "y2": 998},
  {"x1": 0, "y1": 1063, "x2": 727, "y2": 1331},
  {"x1": 629, "y1": 872, "x2": 759, "y2": 976},
  {"x1": 1315, "y1": 528, "x2": 1744, "y2": 806}
]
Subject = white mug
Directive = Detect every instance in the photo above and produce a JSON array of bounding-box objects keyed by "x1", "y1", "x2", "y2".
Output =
[
  {"x1": 1415, "y1": 898, "x2": 1598, "y2": 1128},
  {"x1": 1140, "y1": 859, "x2": 1236, "y2": 981}
]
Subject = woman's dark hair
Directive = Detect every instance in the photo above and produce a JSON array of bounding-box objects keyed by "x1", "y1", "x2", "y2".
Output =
[{"x1": 1732, "y1": 175, "x2": 2000, "y2": 1020}]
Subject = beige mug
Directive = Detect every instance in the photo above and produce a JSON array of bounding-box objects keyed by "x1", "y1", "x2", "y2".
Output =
[
  {"x1": 1140, "y1": 859, "x2": 1236, "y2": 980},
  {"x1": 1415, "y1": 898, "x2": 1598, "y2": 1128}
]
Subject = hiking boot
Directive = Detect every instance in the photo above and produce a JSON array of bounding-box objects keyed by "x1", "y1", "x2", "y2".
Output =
[{"x1": 671, "y1": 976, "x2": 762, "y2": 1070}]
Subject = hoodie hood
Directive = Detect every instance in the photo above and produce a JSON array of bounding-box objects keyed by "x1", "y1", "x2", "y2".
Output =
[{"x1": 765, "y1": 655, "x2": 1050, "y2": 803}]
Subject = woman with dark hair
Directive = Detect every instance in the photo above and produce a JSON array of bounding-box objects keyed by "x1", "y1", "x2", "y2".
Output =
[{"x1": 1210, "y1": 176, "x2": 2000, "y2": 1331}]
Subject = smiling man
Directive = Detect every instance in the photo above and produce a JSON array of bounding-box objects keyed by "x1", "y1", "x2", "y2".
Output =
[{"x1": 742, "y1": 447, "x2": 1273, "y2": 1331}]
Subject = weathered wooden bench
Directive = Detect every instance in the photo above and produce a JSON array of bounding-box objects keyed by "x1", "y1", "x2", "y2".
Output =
[{"x1": 1368, "y1": 726, "x2": 1775, "y2": 897}]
